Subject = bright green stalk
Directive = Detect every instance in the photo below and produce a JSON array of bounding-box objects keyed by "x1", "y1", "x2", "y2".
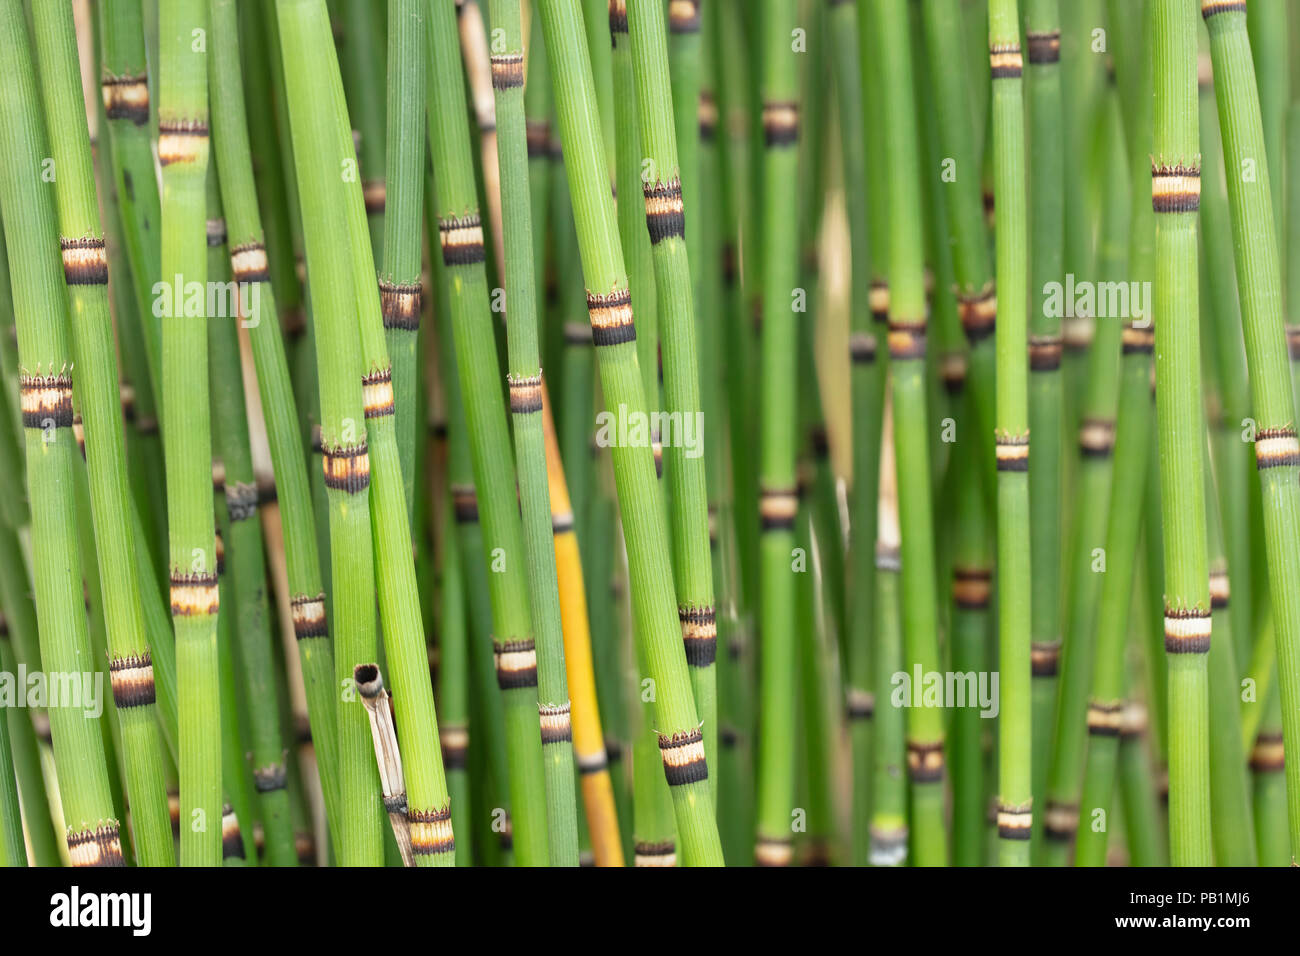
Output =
[
  {"x1": 339, "y1": 0, "x2": 387, "y2": 256},
  {"x1": 0, "y1": 0, "x2": 121, "y2": 866},
  {"x1": 99, "y1": 0, "x2": 164, "y2": 403},
  {"x1": 1247, "y1": 0, "x2": 1287, "y2": 290},
  {"x1": 1152, "y1": 0, "x2": 1212, "y2": 867},
  {"x1": 427, "y1": 0, "x2": 549, "y2": 867},
  {"x1": 381, "y1": 0, "x2": 426, "y2": 522},
  {"x1": 159, "y1": 0, "x2": 222, "y2": 867},
  {"x1": 0, "y1": 622, "x2": 26, "y2": 864},
  {"x1": 277, "y1": 0, "x2": 386, "y2": 866},
  {"x1": 437, "y1": 490, "x2": 473, "y2": 865},
  {"x1": 578, "y1": 0, "x2": 615, "y2": 178},
  {"x1": 988, "y1": 0, "x2": 1032, "y2": 866},
  {"x1": 212, "y1": 492, "x2": 252, "y2": 864},
  {"x1": 31, "y1": 0, "x2": 174, "y2": 867},
  {"x1": 536, "y1": 0, "x2": 724, "y2": 866},
  {"x1": 208, "y1": 0, "x2": 342, "y2": 847},
  {"x1": 626, "y1": 0, "x2": 717, "y2": 804},
  {"x1": 489, "y1": 0, "x2": 579, "y2": 866},
  {"x1": 1023, "y1": 0, "x2": 1064, "y2": 861},
  {"x1": 874, "y1": 0, "x2": 948, "y2": 867},
  {"x1": 668, "y1": 0, "x2": 701, "y2": 289},
  {"x1": 1203, "y1": 0, "x2": 1300, "y2": 859}
]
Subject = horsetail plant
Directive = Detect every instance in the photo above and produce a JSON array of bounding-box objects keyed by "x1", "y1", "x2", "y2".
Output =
[
  {"x1": 31, "y1": 0, "x2": 174, "y2": 867},
  {"x1": 536, "y1": 0, "x2": 724, "y2": 866},
  {"x1": 988, "y1": 0, "x2": 1033, "y2": 866},
  {"x1": 1204, "y1": 0, "x2": 1300, "y2": 860}
]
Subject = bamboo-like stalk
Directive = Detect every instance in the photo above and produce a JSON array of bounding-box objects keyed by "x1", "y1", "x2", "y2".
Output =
[
  {"x1": 426, "y1": 0, "x2": 549, "y2": 867},
  {"x1": 208, "y1": 0, "x2": 343, "y2": 849},
  {"x1": 31, "y1": 0, "x2": 174, "y2": 867},
  {"x1": 158, "y1": 0, "x2": 223, "y2": 867},
  {"x1": 668, "y1": 0, "x2": 702, "y2": 294},
  {"x1": 626, "y1": 0, "x2": 718, "y2": 803},
  {"x1": 488, "y1": 0, "x2": 579, "y2": 866},
  {"x1": 0, "y1": 0, "x2": 122, "y2": 867},
  {"x1": 988, "y1": 0, "x2": 1032, "y2": 866},
  {"x1": 1203, "y1": 0, "x2": 1300, "y2": 859},
  {"x1": 536, "y1": 0, "x2": 724, "y2": 866},
  {"x1": 0, "y1": 617, "x2": 26, "y2": 865},
  {"x1": 277, "y1": 0, "x2": 386, "y2": 866},
  {"x1": 338, "y1": 0, "x2": 387, "y2": 256},
  {"x1": 381, "y1": 0, "x2": 426, "y2": 520},
  {"x1": 1152, "y1": 0, "x2": 1211, "y2": 867}
]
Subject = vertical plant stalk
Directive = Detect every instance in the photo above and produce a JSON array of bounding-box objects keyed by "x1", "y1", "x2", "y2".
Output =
[
  {"x1": 338, "y1": 0, "x2": 388, "y2": 256},
  {"x1": 355, "y1": 665, "x2": 415, "y2": 865},
  {"x1": 874, "y1": 0, "x2": 949, "y2": 867},
  {"x1": 209, "y1": 0, "x2": 343, "y2": 847},
  {"x1": 988, "y1": 0, "x2": 1032, "y2": 866},
  {"x1": 31, "y1": 0, "x2": 174, "y2": 867},
  {"x1": 277, "y1": 0, "x2": 386, "y2": 866},
  {"x1": 1203, "y1": 0, "x2": 1300, "y2": 859},
  {"x1": 488, "y1": 0, "x2": 580, "y2": 866},
  {"x1": 426, "y1": 0, "x2": 549, "y2": 867},
  {"x1": 1152, "y1": 0, "x2": 1211, "y2": 866},
  {"x1": 159, "y1": 0, "x2": 222, "y2": 867},
  {"x1": 626, "y1": 0, "x2": 718, "y2": 801},
  {"x1": 536, "y1": 0, "x2": 724, "y2": 866}
]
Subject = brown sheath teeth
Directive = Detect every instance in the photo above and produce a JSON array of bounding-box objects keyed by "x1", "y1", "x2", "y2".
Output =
[
  {"x1": 680, "y1": 605, "x2": 718, "y2": 666},
  {"x1": 698, "y1": 90, "x2": 718, "y2": 140},
  {"x1": 1043, "y1": 801, "x2": 1078, "y2": 840},
  {"x1": 206, "y1": 217, "x2": 227, "y2": 248},
  {"x1": 526, "y1": 119, "x2": 550, "y2": 157},
  {"x1": 438, "y1": 214, "x2": 486, "y2": 266},
  {"x1": 995, "y1": 432, "x2": 1030, "y2": 472},
  {"x1": 508, "y1": 371, "x2": 544, "y2": 414},
  {"x1": 754, "y1": 836, "x2": 793, "y2": 867},
  {"x1": 451, "y1": 483, "x2": 479, "y2": 523},
  {"x1": 868, "y1": 280, "x2": 890, "y2": 323},
  {"x1": 669, "y1": 0, "x2": 700, "y2": 32},
  {"x1": 952, "y1": 566, "x2": 992, "y2": 610},
  {"x1": 1026, "y1": 30, "x2": 1061, "y2": 63},
  {"x1": 362, "y1": 368, "x2": 395, "y2": 419},
  {"x1": 1201, "y1": 0, "x2": 1246, "y2": 19},
  {"x1": 990, "y1": 44, "x2": 1023, "y2": 79},
  {"x1": 1249, "y1": 731, "x2": 1285, "y2": 772},
  {"x1": 321, "y1": 443, "x2": 370, "y2": 493},
  {"x1": 586, "y1": 288, "x2": 636, "y2": 347},
  {"x1": 907, "y1": 740, "x2": 945, "y2": 782},
  {"x1": 608, "y1": 0, "x2": 628, "y2": 35},
  {"x1": 229, "y1": 242, "x2": 270, "y2": 283},
  {"x1": 762, "y1": 100, "x2": 800, "y2": 147},
  {"x1": 291, "y1": 594, "x2": 328, "y2": 640},
  {"x1": 409, "y1": 805, "x2": 455, "y2": 857},
  {"x1": 644, "y1": 178, "x2": 686, "y2": 244},
  {"x1": 67, "y1": 823, "x2": 125, "y2": 867},
  {"x1": 1079, "y1": 417, "x2": 1115, "y2": 457},
  {"x1": 101, "y1": 74, "x2": 149, "y2": 125},
  {"x1": 490, "y1": 52, "x2": 525, "y2": 91},
  {"x1": 73, "y1": 414, "x2": 85, "y2": 458},
  {"x1": 253, "y1": 763, "x2": 288, "y2": 793},
  {"x1": 441, "y1": 725, "x2": 469, "y2": 769},
  {"x1": 887, "y1": 327, "x2": 926, "y2": 361},
  {"x1": 363, "y1": 180, "x2": 386, "y2": 214},
  {"x1": 634, "y1": 840, "x2": 676, "y2": 867},
  {"x1": 539, "y1": 702, "x2": 573, "y2": 745},
  {"x1": 551, "y1": 509, "x2": 575, "y2": 534},
  {"x1": 109, "y1": 652, "x2": 156, "y2": 709},
  {"x1": 941, "y1": 352, "x2": 967, "y2": 394},
  {"x1": 1164, "y1": 606, "x2": 1211, "y2": 654},
  {"x1": 495, "y1": 638, "x2": 538, "y2": 689},
  {"x1": 1121, "y1": 323, "x2": 1155, "y2": 353},
  {"x1": 158, "y1": 119, "x2": 209, "y2": 165},
  {"x1": 60, "y1": 237, "x2": 108, "y2": 285},
  {"x1": 997, "y1": 804, "x2": 1033, "y2": 840},
  {"x1": 222, "y1": 805, "x2": 244, "y2": 858},
  {"x1": 379, "y1": 280, "x2": 421, "y2": 331},
  {"x1": 226, "y1": 480, "x2": 258, "y2": 523},
  {"x1": 1086, "y1": 699, "x2": 1124, "y2": 737},
  {"x1": 1028, "y1": 334, "x2": 1063, "y2": 371},
  {"x1": 1031, "y1": 640, "x2": 1061, "y2": 677},
  {"x1": 21, "y1": 373, "x2": 74, "y2": 429},
  {"x1": 170, "y1": 571, "x2": 219, "y2": 617},
  {"x1": 1151, "y1": 163, "x2": 1201, "y2": 213},
  {"x1": 1209, "y1": 567, "x2": 1230, "y2": 609},
  {"x1": 958, "y1": 286, "x2": 997, "y2": 343},
  {"x1": 659, "y1": 728, "x2": 708, "y2": 786},
  {"x1": 1254, "y1": 427, "x2": 1300, "y2": 470},
  {"x1": 759, "y1": 486, "x2": 799, "y2": 530},
  {"x1": 876, "y1": 542, "x2": 901, "y2": 572},
  {"x1": 848, "y1": 331, "x2": 877, "y2": 364},
  {"x1": 846, "y1": 687, "x2": 874, "y2": 720}
]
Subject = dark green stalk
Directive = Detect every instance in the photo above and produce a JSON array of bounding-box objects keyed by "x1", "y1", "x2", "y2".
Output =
[
  {"x1": 31, "y1": 0, "x2": 174, "y2": 866},
  {"x1": 338, "y1": 0, "x2": 387, "y2": 255},
  {"x1": 0, "y1": 0, "x2": 121, "y2": 866}
]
